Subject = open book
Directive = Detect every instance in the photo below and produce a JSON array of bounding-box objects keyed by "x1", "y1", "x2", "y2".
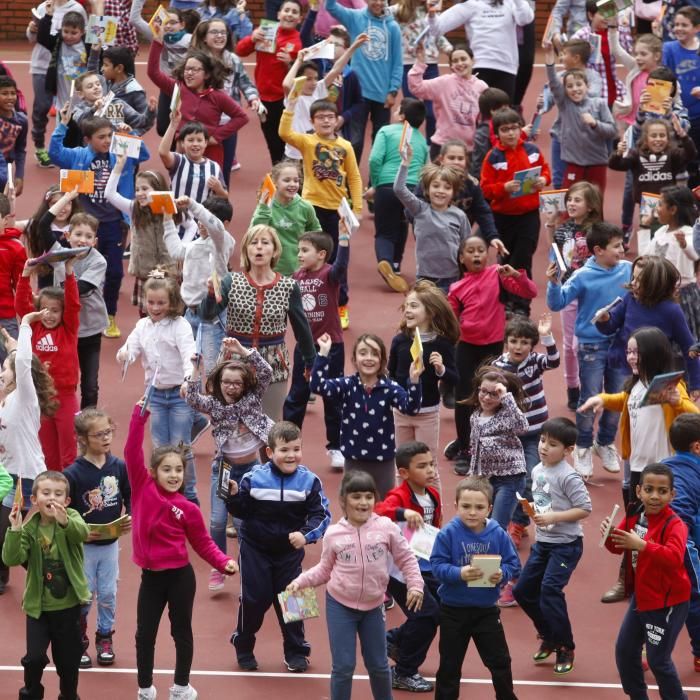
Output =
[{"x1": 88, "y1": 514, "x2": 130, "y2": 541}]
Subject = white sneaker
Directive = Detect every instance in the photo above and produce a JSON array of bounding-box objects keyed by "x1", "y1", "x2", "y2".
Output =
[
  {"x1": 594, "y1": 442, "x2": 621, "y2": 473},
  {"x1": 138, "y1": 687, "x2": 157, "y2": 700},
  {"x1": 169, "y1": 684, "x2": 197, "y2": 700},
  {"x1": 574, "y1": 447, "x2": 593, "y2": 479},
  {"x1": 327, "y1": 449, "x2": 344, "y2": 470}
]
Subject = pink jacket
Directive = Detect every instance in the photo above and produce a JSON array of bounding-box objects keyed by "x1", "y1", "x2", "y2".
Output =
[
  {"x1": 311, "y1": 0, "x2": 366, "y2": 37},
  {"x1": 293, "y1": 513, "x2": 423, "y2": 611},
  {"x1": 124, "y1": 406, "x2": 231, "y2": 573},
  {"x1": 407, "y1": 63, "x2": 487, "y2": 148}
]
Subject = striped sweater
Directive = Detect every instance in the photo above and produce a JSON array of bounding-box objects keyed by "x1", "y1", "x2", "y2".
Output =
[{"x1": 493, "y1": 336, "x2": 560, "y2": 434}]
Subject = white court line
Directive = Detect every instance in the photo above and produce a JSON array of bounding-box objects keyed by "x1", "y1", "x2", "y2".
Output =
[{"x1": 2, "y1": 666, "x2": 700, "y2": 691}]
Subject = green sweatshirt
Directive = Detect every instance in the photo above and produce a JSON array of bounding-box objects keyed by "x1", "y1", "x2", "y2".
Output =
[
  {"x1": 250, "y1": 195, "x2": 322, "y2": 276},
  {"x1": 0, "y1": 464, "x2": 12, "y2": 502},
  {"x1": 2, "y1": 508, "x2": 90, "y2": 619}
]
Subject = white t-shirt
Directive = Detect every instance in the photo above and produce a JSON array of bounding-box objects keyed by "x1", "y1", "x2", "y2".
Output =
[
  {"x1": 628, "y1": 381, "x2": 670, "y2": 473},
  {"x1": 284, "y1": 82, "x2": 329, "y2": 160},
  {"x1": 415, "y1": 491, "x2": 435, "y2": 527}
]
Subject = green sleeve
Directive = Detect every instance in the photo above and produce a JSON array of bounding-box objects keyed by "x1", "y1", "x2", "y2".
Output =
[
  {"x1": 2, "y1": 528, "x2": 29, "y2": 567},
  {"x1": 0, "y1": 465, "x2": 12, "y2": 502}
]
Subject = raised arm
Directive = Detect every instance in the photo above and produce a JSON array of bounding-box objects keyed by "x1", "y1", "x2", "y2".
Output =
[{"x1": 104, "y1": 153, "x2": 134, "y2": 217}]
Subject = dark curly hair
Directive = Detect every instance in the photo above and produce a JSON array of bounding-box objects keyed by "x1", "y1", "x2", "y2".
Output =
[
  {"x1": 460, "y1": 364, "x2": 529, "y2": 412},
  {"x1": 172, "y1": 50, "x2": 229, "y2": 90},
  {"x1": 205, "y1": 359, "x2": 258, "y2": 404}
]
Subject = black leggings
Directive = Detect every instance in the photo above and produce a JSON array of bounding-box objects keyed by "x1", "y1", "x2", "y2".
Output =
[
  {"x1": 514, "y1": 21, "x2": 536, "y2": 109},
  {"x1": 472, "y1": 68, "x2": 516, "y2": 102},
  {"x1": 136, "y1": 564, "x2": 196, "y2": 688},
  {"x1": 260, "y1": 99, "x2": 286, "y2": 165}
]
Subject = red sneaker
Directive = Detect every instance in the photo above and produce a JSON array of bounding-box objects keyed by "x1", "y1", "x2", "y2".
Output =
[{"x1": 507, "y1": 522, "x2": 526, "y2": 549}]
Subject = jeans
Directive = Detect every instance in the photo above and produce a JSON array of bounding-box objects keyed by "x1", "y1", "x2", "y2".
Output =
[
  {"x1": 149, "y1": 387, "x2": 198, "y2": 503},
  {"x1": 550, "y1": 136, "x2": 565, "y2": 190},
  {"x1": 374, "y1": 183, "x2": 410, "y2": 269},
  {"x1": 78, "y1": 332, "x2": 102, "y2": 409},
  {"x1": 560, "y1": 301, "x2": 579, "y2": 389},
  {"x1": 402, "y1": 63, "x2": 438, "y2": 142},
  {"x1": 490, "y1": 473, "x2": 527, "y2": 531},
  {"x1": 97, "y1": 219, "x2": 125, "y2": 316},
  {"x1": 513, "y1": 538, "x2": 584, "y2": 649},
  {"x1": 348, "y1": 98, "x2": 390, "y2": 166},
  {"x1": 82, "y1": 541, "x2": 119, "y2": 636},
  {"x1": 325, "y1": 593, "x2": 391, "y2": 700},
  {"x1": 511, "y1": 431, "x2": 540, "y2": 527},
  {"x1": 419, "y1": 275, "x2": 458, "y2": 295},
  {"x1": 615, "y1": 596, "x2": 688, "y2": 700},
  {"x1": 210, "y1": 458, "x2": 256, "y2": 553},
  {"x1": 576, "y1": 342, "x2": 628, "y2": 448},
  {"x1": 0, "y1": 316, "x2": 18, "y2": 364}
]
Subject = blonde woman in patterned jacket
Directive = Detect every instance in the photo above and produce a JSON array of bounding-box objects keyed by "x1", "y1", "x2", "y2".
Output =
[{"x1": 199, "y1": 224, "x2": 315, "y2": 421}]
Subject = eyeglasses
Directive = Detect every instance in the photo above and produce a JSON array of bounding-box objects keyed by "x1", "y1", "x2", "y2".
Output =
[
  {"x1": 499, "y1": 125, "x2": 521, "y2": 133},
  {"x1": 221, "y1": 380, "x2": 244, "y2": 387},
  {"x1": 478, "y1": 388, "x2": 500, "y2": 399},
  {"x1": 184, "y1": 66, "x2": 205, "y2": 74},
  {"x1": 207, "y1": 29, "x2": 227, "y2": 36},
  {"x1": 88, "y1": 429, "x2": 114, "y2": 439},
  {"x1": 313, "y1": 114, "x2": 336, "y2": 122}
]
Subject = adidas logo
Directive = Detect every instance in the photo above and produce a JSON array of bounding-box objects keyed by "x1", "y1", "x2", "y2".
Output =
[{"x1": 36, "y1": 334, "x2": 58, "y2": 352}]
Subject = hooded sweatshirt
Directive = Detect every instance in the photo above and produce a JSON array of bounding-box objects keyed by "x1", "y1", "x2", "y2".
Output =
[
  {"x1": 325, "y1": 0, "x2": 403, "y2": 103},
  {"x1": 430, "y1": 516, "x2": 521, "y2": 607},
  {"x1": 663, "y1": 452, "x2": 700, "y2": 533},
  {"x1": 292, "y1": 513, "x2": 423, "y2": 610},
  {"x1": 0, "y1": 227, "x2": 26, "y2": 319}
]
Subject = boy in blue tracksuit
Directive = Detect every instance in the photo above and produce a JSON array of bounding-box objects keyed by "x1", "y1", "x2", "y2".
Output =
[
  {"x1": 225, "y1": 421, "x2": 331, "y2": 674},
  {"x1": 325, "y1": 0, "x2": 402, "y2": 163},
  {"x1": 430, "y1": 476, "x2": 521, "y2": 700},
  {"x1": 664, "y1": 413, "x2": 700, "y2": 670},
  {"x1": 546, "y1": 222, "x2": 632, "y2": 480}
]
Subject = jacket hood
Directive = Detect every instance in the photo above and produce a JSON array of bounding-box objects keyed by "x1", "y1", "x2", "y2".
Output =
[
  {"x1": 447, "y1": 515, "x2": 502, "y2": 538},
  {"x1": 668, "y1": 452, "x2": 700, "y2": 474},
  {"x1": 1, "y1": 227, "x2": 23, "y2": 241}
]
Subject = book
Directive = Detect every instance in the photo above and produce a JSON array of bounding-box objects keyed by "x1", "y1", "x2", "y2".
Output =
[
  {"x1": 304, "y1": 38, "x2": 335, "y2": 61},
  {"x1": 277, "y1": 587, "x2": 320, "y2": 623},
  {"x1": 291, "y1": 75, "x2": 308, "y2": 99},
  {"x1": 599, "y1": 504, "x2": 620, "y2": 547},
  {"x1": 110, "y1": 132, "x2": 142, "y2": 159},
  {"x1": 27, "y1": 247, "x2": 91, "y2": 267},
  {"x1": 402, "y1": 523, "x2": 440, "y2": 560},
  {"x1": 590, "y1": 296, "x2": 623, "y2": 324},
  {"x1": 216, "y1": 458, "x2": 234, "y2": 500},
  {"x1": 516, "y1": 491, "x2": 536, "y2": 518},
  {"x1": 258, "y1": 173, "x2": 276, "y2": 206},
  {"x1": 255, "y1": 19, "x2": 279, "y2": 53},
  {"x1": 645, "y1": 78, "x2": 672, "y2": 115},
  {"x1": 88, "y1": 514, "x2": 131, "y2": 541},
  {"x1": 148, "y1": 4, "x2": 170, "y2": 34},
  {"x1": 67, "y1": 78, "x2": 77, "y2": 115},
  {"x1": 411, "y1": 24, "x2": 431, "y2": 48},
  {"x1": 542, "y1": 12, "x2": 556, "y2": 45},
  {"x1": 86, "y1": 15, "x2": 118, "y2": 45},
  {"x1": 596, "y1": 0, "x2": 633, "y2": 19},
  {"x1": 211, "y1": 268, "x2": 223, "y2": 304},
  {"x1": 337, "y1": 197, "x2": 359, "y2": 236},
  {"x1": 640, "y1": 191, "x2": 661, "y2": 219},
  {"x1": 639, "y1": 370, "x2": 685, "y2": 407},
  {"x1": 410, "y1": 329, "x2": 423, "y2": 371},
  {"x1": 529, "y1": 111, "x2": 543, "y2": 141},
  {"x1": 140, "y1": 365, "x2": 159, "y2": 417},
  {"x1": 13, "y1": 468, "x2": 23, "y2": 512},
  {"x1": 170, "y1": 83, "x2": 181, "y2": 115},
  {"x1": 539, "y1": 189, "x2": 567, "y2": 215},
  {"x1": 96, "y1": 91, "x2": 115, "y2": 118},
  {"x1": 551, "y1": 242, "x2": 567, "y2": 274},
  {"x1": 467, "y1": 554, "x2": 502, "y2": 587},
  {"x1": 588, "y1": 33, "x2": 602, "y2": 64},
  {"x1": 399, "y1": 121, "x2": 413, "y2": 159},
  {"x1": 511, "y1": 166, "x2": 541, "y2": 198},
  {"x1": 60, "y1": 169, "x2": 94, "y2": 194},
  {"x1": 147, "y1": 191, "x2": 177, "y2": 215}
]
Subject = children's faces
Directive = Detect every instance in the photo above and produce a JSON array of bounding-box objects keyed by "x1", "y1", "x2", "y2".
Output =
[
  {"x1": 297, "y1": 240, "x2": 325, "y2": 270},
  {"x1": 366, "y1": 0, "x2": 386, "y2": 16},
  {"x1": 79, "y1": 75, "x2": 104, "y2": 103},
  {"x1": 626, "y1": 336, "x2": 639, "y2": 374},
  {"x1": 327, "y1": 34, "x2": 346, "y2": 60},
  {"x1": 654, "y1": 196, "x2": 673, "y2": 225},
  {"x1": 277, "y1": 1, "x2": 301, "y2": 27},
  {"x1": 89, "y1": 127, "x2": 113, "y2": 154},
  {"x1": 594, "y1": 237, "x2": 625, "y2": 268},
  {"x1": 646, "y1": 124, "x2": 669, "y2": 154},
  {"x1": 205, "y1": 21, "x2": 229, "y2": 51},
  {"x1": 153, "y1": 453, "x2": 185, "y2": 493},
  {"x1": 343, "y1": 491, "x2": 376, "y2": 526},
  {"x1": 275, "y1": 166, "x2": 300, "y2": 201},
  {"x1": 82, "y1": 417, "x2": 114, "y2": 456},
  {"x1": 403, "y1": 291, "x2": 428, "y2": 331},
  {"x1": 0, "y1": 87, "x2": 18, "y2": 115},
  {"x1": 564, "y1": 75, "x2": 587, "y2": 103},
  {"x1": 267, "y1": 437, "x2": 303, "y2": 474},
  {"x1": 164, "y1": 13, "x2": 183, "y2": 33},
  {"x1": 477, "y1": 379, "x2": 504, "y2": 414},
  {"x1": 353, "y1": 339, "x2": 382, "y2": 378},
  {"x1": 100, "y1": 58, "x2": 118, "y2": 82},
  {"x1": 456, "y1": 489, "x2": 491, "y2": 531},
  {"x1": 427, "y1": 177, "x2": 454, "y2": 210},
  {"x1": 312, "y1": 110, "x2": 337, "y2": 138},
  {"x1": 65, "y1": 223, "x2": 97, "y2": 252},
  {"x1": 538, "y1": 433, "x2": 571, "y2": 466},
  {"x1": 634, "y1": 44, "x2": 659, "y2": 72},
  {"x1": 0, "y1": 357, "x2": 16, "y2": 395},
  {"x1": 673, "y1": 14, "x2": 698, "y2": 44},
  {"x1": 38, "y1": 296, "x2": 64, "y2": 330},
  {"x1": 566, "y1": 191, "x2": 592, "y2": 222},
  {"x1": 449, "y1": 49, "x2": 473, "y2": 77},
  {"x1": 636, "y1": 473, "x2": 674, "y2": 516},
  {"x1": 182, "y1": 132, "x2": 207, "y2": 161},
  {"x1": 220, "y1": 367, "x2": 245, "y2": 403},
  {"x1": 145, "y1": 288, "x2": 171, "y2": 322},
  {"x1": 505, "y1": 335, "x2": 533, "y2": 364},
  {"x1": 135, "y1": 176, "x2": 157, "y2": 207},
  {"x1": 31, "y1": 478, "x2": 70, "y2": 520},
  {"x1": 246, "y1": 230, "x2": 276, "y2": 268},
  {"x1": 440, "y1": 145, "x2": 467, "y2": 172},
  {"x1": 560, "y1": 49, "x2": 580, "y2": 70},
  {"x1": 497, "y1": 122, "x2": 521, "y2": 148},
  {"x1": 401, "y1": 452, "x2": 437, "y2": 489},
  {"x1": 183, "y1": 58, "x2": 208, "y2": 91},
  {"x1": 50, "y1": 194, "x2": 73, "y2": 223},
  {"x1": 459, "y1": 236, "x2": 488, "y2": 272},
  {"x1": 61, "y1": 24, "x2": 84, "y2": 45}
]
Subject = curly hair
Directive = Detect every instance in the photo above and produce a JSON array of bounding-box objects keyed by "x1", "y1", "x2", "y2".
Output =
[
  {"x1": 8, "y1": 352, "x2": 58, "y2": 417},
  {"x1": 460, "y1": 364, "x2": 529, "y2": 412},
  {"x1": 206, "y1": 359, "x2": 258, "y2": 404},
  {"x1": 172, "y1": 50, "x2": 229, "y2": 90}
]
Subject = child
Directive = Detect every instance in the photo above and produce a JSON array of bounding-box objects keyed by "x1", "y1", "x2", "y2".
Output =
[
  {"x1": 544, "y1": 45, "x2": 616, "y2": 194},
  {"x1": 124, "y1": 403, "x2": 238, "y2": 700},
  {"x1": 447, "y1": 236, "x2": 537, "y2": 473},
  {"x1": 0, "y1": 192, "x2": 26, "y2": 363},
  {"x1": 389, "y1": 280, "x2": 460, "y2": 491},
  {"x1": 643, "y1": 185, "x2": 700, "y2": 339},
  {"x1": 2, "y1": 471, "x2": 90, "y2": 700},
  {"x1": 430, "y1": 476, "x2": 521, "y2": 700},
  {"x1": 288, "y1": 470, "x2": 423, "y2": 697},
  {"x1": 15, "y1": 258, "x2": 80, "y2": 471},
  {"x1": 602, "y1": 463, "x2": 691, "y2": 699},
  {"x1": 494, "y1": 315, "x2": 560, "y2": 550},
  {"x1": 546, "y1": 222, "x2": 632, "y2": 478},
  {"x1": 0, "y1": 77, "x2": 27, "y2": 196},
  {"x1": 236, "y1": 0, "x2": 302, "y2": 164},
  {"x1": 100, "y1": 45, "x2": 149, "y2": 115},
  {"x1": 375, "y1": 441, "x2": 441, "y2": 693},
  {"x1": 311, "y1": 332, "x2": 423, "y2": 497},
  {"x1": 64, "y1": 409, "x2": 131, "y2": 669},
  {"x1": 48, "y1": 112, "x2": 150, "y2": 338},
  {"x1": 185, "y1": 337, "x2": 274, "y2": 589},
  {"x1": 250, "y1": 160, "x2": 321, "y2": 276},
  {"x1": 226, "y1": 421, "x2": 331, "y2": 672},
  {"x1": 394, "y1": 143, "x2": 470, "y2": 293},
  {"x1": 469, "y1": 87, "x2": 511, "y2": 181},
  {"x1": 512, "y1": 417, "x2": 591, "y2": 674},
  {"x1": 368, "y1": 97, "x2": 429, "y2": 293},
  {"x1": 545, "y1": 180, "x2": 602, "y2": 410},
  {"x1": 117, "y1": 276, "x2": 199, "y2": 504},
  {"x1": 408, "y1": 43, "x2": 487, "y2": 159},
  {"x1": 480, "y1": 107, "x2": 550, "y2": 316},
  {"x1": 284, "y1": 230, "x2": 348, "y2": 469}
]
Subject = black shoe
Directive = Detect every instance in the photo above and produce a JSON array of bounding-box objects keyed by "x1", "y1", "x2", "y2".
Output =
[
  {"x1": 391, "y1": 668, "x2": 434, "y2": 692},
  {"x1": 284, "y1": 655, "x2": 309, "y2": 673},
  {"x1": 453, "y1": 451, "x2": 470, "y2": 476},
  {"x1": 554, "y1": 647, "x2": 575, "y2": 674},
  {"x1": 443, "y1": 439, "x2": 461, "y2": 461},
  {"x1": 567, "y1": 387, "x2": 580, "y2": 411},
  {"x1": 383, "y1": 594, "x2": 395, "y2": 611},
  {"x1": 237, "y1": 653, "x2": 259, "y2": 671},
  {"x1": 79, "y1": 653, "x2": 92, "y2": 669},
  {"x1": 439, "y1": 382, "x2": 455, "y2": 409},
  {"x1": 95, "y1": 632, "x2": 115, "y2": 666}
]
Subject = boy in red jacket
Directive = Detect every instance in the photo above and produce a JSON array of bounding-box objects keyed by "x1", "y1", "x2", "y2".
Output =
[
  {"x1": 602, "y1": 463, "x2": 691, "y2": 699},
  {"x1": 480, "y1": 107, "x2": 551, "y2": 316},
  {"x1": 15, "y1": 257, "x2": 80, "y2": 471},
  {"x1": 0, "y1": 193, "x2": 26, "y2": 363},
  {"x1": 374, "y1": 441, "x2": 442, "y2": 693}
]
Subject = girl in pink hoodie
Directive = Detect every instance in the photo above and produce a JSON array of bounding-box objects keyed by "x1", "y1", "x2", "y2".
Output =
[{"x1": 288, "y1": 470, "x2": 424, "y2": 700}]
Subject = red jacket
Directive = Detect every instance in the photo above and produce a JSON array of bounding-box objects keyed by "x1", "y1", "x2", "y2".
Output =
[
  {"x1": 605, "y1": 504, "x2": 690, "y2": 611},
  {"x1": 15, "y1": 273, "x2": 80, "y2": 391},
  {"x1": 375, "y1": 479, "x2": 442, "y2": 528},
  {"x1": 0, "y1": 228, "x2": 26, "y2": 319},
  {"x1": 480, "y1": 135, "x2": 551, "y2": 216},
  {"x1": 236, "y1": 28, "x2": 301, "y2": 102}
]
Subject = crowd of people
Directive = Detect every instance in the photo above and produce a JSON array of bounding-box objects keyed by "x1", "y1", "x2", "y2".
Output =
[{"x1": 1, "y1": 0, "x2": 700, "y2": 698}]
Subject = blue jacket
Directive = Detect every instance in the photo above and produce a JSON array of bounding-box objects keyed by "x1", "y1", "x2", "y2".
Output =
[
  {"x1": 546, "y1": 257, "x2": 631, "y2": 344},
  {"x1": 226, "y1": 461, "x2": 331, "y2": 554},
  {"x1": 325, "y1": 0, "x2": 402, "y2": 103},
  {"x1": 431, "y1": 516, "x2": 521, "y2": 607},
  {"x1": 663, "y1": 452, "x2": 700, "y2": 534}
]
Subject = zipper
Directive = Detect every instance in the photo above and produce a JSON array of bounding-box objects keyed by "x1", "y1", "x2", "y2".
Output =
[{"x1": 356, "y1": 526, "x2": 365, "y2": 608}]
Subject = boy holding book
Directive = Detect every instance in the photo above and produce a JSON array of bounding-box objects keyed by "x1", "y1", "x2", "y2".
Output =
[
  {"x1": 0, "y1": 77, "x2": 27, "y2": 197},
  {"x1": 430, "y1": 476, "x2": 520, "y2": 700},
  {"x1": 512, "y1": 417, "x2": 591, "y2": 675},
  {"x1": 374, "y1": 441, "x2": 442, "y2": 693}
]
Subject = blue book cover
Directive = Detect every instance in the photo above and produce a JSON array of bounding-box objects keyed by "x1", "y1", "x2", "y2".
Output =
[{"x1": 511, "y1": 166, "x2": 541, "y2": 198}]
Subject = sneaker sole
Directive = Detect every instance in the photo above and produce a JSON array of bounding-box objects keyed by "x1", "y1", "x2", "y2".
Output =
[
  {"x1": 497, "y1": 600, "x2": 518, "y2": 608},
  {"x1": 209, "y1": 583, "x2": 225, "y2": 592},
  {"x1": 96, "y1": 657, "x2": 115, "y2": 666},
  {"x1": 601, "y1": 463, "x2": 621, "y2": 473},
  {"x1": 377, "y1": 261, "x2": 409, "y2": 294},
  {"x1": 554, "y1": 664, "x2": 574, "y2": 675}
]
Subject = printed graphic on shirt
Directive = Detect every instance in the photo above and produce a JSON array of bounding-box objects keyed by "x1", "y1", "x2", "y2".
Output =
[
  {"x1": 459, "y1": 539, "x2": 492, "y2": 565},
  {"x1": 297, "y1": 277, "x2": 328, "y2": 323},
  {"x1": 81, "y1": 474, "x2": 120, "y2": 515},
  {"x1": 637, "y1": 154, "x2": 675, "y2": 185},
  {"x1": 335, "y1": 538, "x2": 388, "y2": 563},
  {"x1": 632, "y1": 512, "x2": 648, "y2": 570},
  {"x1": 0, "y1": 118, "x2": 22, "y2": 160},
  {"x1": 363, "y1": 26, "x2": 387, "y2": 61},
  {"x1": 36, "y1": 333, "x2": 58, "y2": 353},
  {"x1": 532, "y1": 471, "x2": 556, "y2": 531},
  {"x1": 448, "y1": 86, "x2": 479, "y2": 129},
  {"x1": 88, "y1": 154, "x2": 111, "y2": 205},
  {"x1": 312, "y1": 142, "x2": 346, "y2": 186}
]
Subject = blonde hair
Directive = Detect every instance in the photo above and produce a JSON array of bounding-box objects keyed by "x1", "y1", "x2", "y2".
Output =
[{"x1": 239, "y1": 224, "x2": 282, "y2": 271}]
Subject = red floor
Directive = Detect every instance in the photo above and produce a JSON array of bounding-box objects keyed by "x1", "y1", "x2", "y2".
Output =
[{"x1": 1, "y1": 41, "x2": 698, "y2": 698}]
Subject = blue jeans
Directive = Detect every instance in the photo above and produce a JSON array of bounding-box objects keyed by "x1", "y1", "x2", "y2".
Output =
[
  {"x1": 512, "y1": 431, "x2": 541, "y2": 527},
  {"x1": 184, "y1": 308, "x2": 226, "y2": 377},
  {"x1": 326, "y1": 593, "x2": 391, "y2": 700},
  {"x1": 210, "y1": 458, "x2": 257, "y2": 553},
  {"x1": 402, "y1": 63, "x2": 438, "y2": 142},
  {"x1": 490, "y1": 473, "x2": 526, "y2": 531},
  {"x1": 513, "y1": 538, "x2": 583, "y2": 649},
  {"x1": 149, "y1": 387, "x2": 198, "y2": 503},
  {"x1": 82, "y1": 541, "x2": 119, "y2": 635},
  {"x1": 550, "y1": 135, "x2": 565, "y2": 189},
  {"x1": 576, "y1": 342, "x2": 627, "y2": 448},
  {"x1": 418, "y1": 275, "x2": 459, "y2": 295}
]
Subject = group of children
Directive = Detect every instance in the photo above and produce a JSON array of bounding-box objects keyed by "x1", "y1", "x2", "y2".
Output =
[{"x1": 1, "y1": 0, "x2": 700, "y2": 699}]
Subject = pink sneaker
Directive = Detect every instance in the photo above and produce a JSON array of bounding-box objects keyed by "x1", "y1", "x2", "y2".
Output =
[
  {"x1": 208, "y1": 569, "x2": 225, "y2": 592},
  {"x1": 497, "y1": 582, "x2": 518, "y2": 608}
]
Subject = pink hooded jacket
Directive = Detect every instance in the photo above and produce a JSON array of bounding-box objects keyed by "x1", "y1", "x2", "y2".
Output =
[{"x1": 293, "y1": 513, "x2": 423, "y2": 610}]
